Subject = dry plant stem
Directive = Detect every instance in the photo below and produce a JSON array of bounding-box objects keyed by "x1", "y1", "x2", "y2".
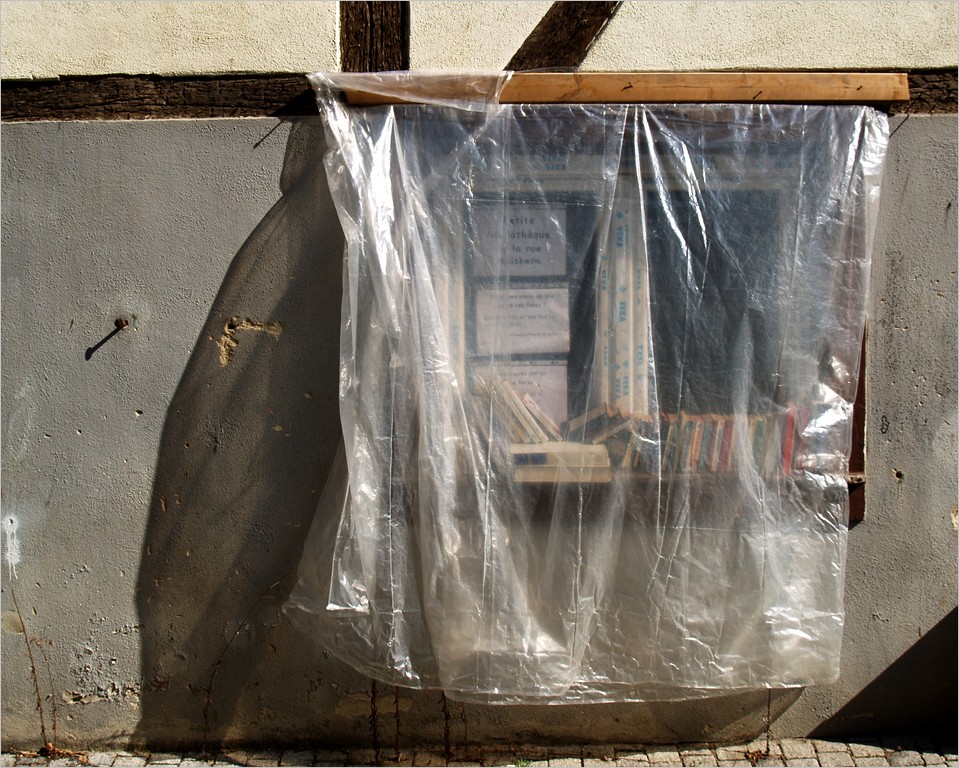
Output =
[
  {"x1": 370, "y1": 678, "x2": 380, "y2": 764},
  {"x1": 441, "y1": 691, "x2": 452, "y2": 762},
  {"x1": 38, "y1": 642, "x2": 59, "y2": 747},
  {"x1": 201, "y1": 578, "x2": 283, "y2": 754},
  {"x1": 10, "y1": 587, "x2": 50, "y2": 749},
  {"x1": 393, "y1": 686, "x2": 401, "y2": 762}
]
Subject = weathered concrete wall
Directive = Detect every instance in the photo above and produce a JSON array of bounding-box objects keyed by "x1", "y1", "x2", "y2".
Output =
[{"x1": 2, "y1": 113, "x2": 955, "y2": 750}]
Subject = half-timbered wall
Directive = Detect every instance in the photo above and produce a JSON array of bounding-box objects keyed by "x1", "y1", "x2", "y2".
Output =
[{"x1": 1, "y1": 1, "x2": 956, "y2": 751}]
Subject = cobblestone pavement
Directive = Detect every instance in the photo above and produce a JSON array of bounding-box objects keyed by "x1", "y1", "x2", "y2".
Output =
[{"x1": 1, "y1": 739, "x2": 956, "y2": 768}]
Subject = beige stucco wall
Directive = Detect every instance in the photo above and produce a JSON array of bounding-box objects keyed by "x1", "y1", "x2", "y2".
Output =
[
  {"x1": 581, "y1": 1, "x2": 959, "y2": 72},
  {"x1": 412, "y1": 1, "x2": 958, "y2": 71},
  {"x1": 0, "y1": 1, "x2": 339, "y2": 79},
  {"x1": 2, "y1": 0, "x2": 956, "y2": 80}
]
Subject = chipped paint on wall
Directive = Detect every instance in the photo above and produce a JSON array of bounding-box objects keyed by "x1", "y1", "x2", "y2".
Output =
[{"x1": 214, "y1": 317, "x2": 283, "y2": 367}]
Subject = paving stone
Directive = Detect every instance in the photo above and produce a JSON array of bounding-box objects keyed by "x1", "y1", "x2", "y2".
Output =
[
  {"x1": 681, "y1": 755, "x2": 717, "y2": 767},
  {"x1": 549, "y1": 760, "x2": 583, "y2": 767},
  {"x1": 582, "y1": 760, "x2": 612, "y2": 767},
  {"x1": 779, "y1": 741, "x2": 818, "y2": 760},
  {"x1": 242, "y1": 755, "x2": 280, "y2": 768},
  {"x1": 178, "y1": 762, "x2": 212, "y2": 768},
  {"x1": 0, "y1": 757, "x2": 16, "y2": 768},
  {"x1": 886, "y1": 751, "x2": 923, "y2": 767},
  {"x1": 344, "y1": 750, "x2": 376, "y2": 766},
  {"x1": 277, "y1": 752, "x2": 313, "y2": 767},
  {"x1": 616, "y1": 761, "x2": 649, "y2": 767},
  {"x1": 85, "y1": 755, "x2": 116, "y2": 768},
  {"x1": 411, "y1": 753, "x2": 447, "y2": 767},
  {"x1": 13, "y1": 758, "x2": 48, "y2": 767},
  {"x1": 615, "y1": 752, "x2": 649, "y2": 765},
  {"x1": 814, "y1": 743, "x2": 851, "y2": 755},
  {"x1": 583, "y1": 746, "x2": 616, "y2": 762},
  {"x1": 716, "y1": 748, "x2": 749, "y2": 762},
  {"x1": 753, "y1": 758, "x2": 785, "y2": 767},
  {"x1": 784, "y1": 760, "x2": 820, "y2": 767},
  {"x1": 310, "y1": 751, "x2": 347, "y2": 766},
  {"x1": 849, "y1": 744, "x2": 885, "y2": 759},
  {"x1": 921, "y1": 756, "x2": 946, "y2": 767},
  {"x1": 744, "y1": 740, "x2": 782, "y2": 758},
  {"x1": 716, "y1": 761, "x2": 750, "y2": 767},
  {"x1": 647, "y1": 750, "x2": 682, "y2": 766},
  {"x1": 49, "y1": 760, "x2": 84, "y2": 767},
  {"x1": 480, "y1": 756, "x2": 515, "y2": 767},
  {"x1": 851, "y1": 759, "x2": 889, "y2": 767},
  {"x1": 881, "y1": 740, "x2": 916, "y2": 754},
  {"x1": 817, "y1": 753, "x2": 856, "y2": 767},
  {"x1": 147, "y1": 756, "x2": 183, "y2": 766}
]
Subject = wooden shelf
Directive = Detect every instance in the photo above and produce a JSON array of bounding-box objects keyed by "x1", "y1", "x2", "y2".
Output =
[{"x1": 343, "y1": 71, "x2": 909, "y2": 106}]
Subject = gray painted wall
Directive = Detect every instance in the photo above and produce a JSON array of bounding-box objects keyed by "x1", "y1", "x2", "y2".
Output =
[{"x1": 1, "y1": 114, "x2": 955, "y2": 751}]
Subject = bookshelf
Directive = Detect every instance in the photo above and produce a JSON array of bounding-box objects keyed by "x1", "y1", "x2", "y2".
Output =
[{"x1": 442, "y1": 111, "x2": 850, "y2": 486}]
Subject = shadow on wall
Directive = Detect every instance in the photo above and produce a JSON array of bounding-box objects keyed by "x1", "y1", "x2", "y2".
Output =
[
  {"x1": 811, "y1": 608, "x2": 958, "y2": 745},
  {"x1": 132, "y1": 115, "x2": 802, "y2": 751},
  {"x1": 134, "y1": 116, "x2": 349, "y2": 748}
]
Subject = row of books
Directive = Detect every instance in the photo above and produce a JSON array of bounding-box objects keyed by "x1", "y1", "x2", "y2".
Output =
[
  {"x1": 572, "y1": 405, "x2": 812, "y2": 476},
  {"x1": 478, "y1": 377, "x2": 828, "y2": 481},
  {"x1": 475, "y1": 377, "x2": 563, "y2": 444}
]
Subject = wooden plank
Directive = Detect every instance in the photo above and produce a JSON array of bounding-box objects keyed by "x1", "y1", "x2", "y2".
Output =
[
  {"x1": 340, "y1": 1, "x2": 409, "y2": 73},
  {"x1": 506, "y1": 1, "x2": 622, "y2": 71},
  {"x1": 343, "y1": 71, "x2": 909, "y2": 106}
]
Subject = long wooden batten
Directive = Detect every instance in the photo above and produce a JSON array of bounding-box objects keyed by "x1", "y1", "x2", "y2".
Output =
[{"x1": 343, "y1": 71, "x2": 910, "y2": 106}]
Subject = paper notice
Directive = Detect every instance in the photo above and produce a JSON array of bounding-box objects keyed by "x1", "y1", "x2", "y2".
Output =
[
  {"x1": 474, "y1": 287, "x2": 570, "y2": 356},
  {"x1": 472, "y1": 204, "x2": 568, "y2": 278}
]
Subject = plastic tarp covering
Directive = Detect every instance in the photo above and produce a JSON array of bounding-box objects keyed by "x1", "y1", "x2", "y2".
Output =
[{"x1": 286, "y1": 72, "x2": 889, "y2": 704}]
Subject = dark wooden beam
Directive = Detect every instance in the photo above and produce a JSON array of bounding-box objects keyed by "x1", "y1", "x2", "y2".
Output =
[
  {"x1": 506, "y1": 1, "x2": 621, "y2": 71},
  {"x1": 340, "y1": 1, "x2": 409, "y2": 73},
  {"x1": 0, "y1": 69, "x2": 951, "y2": 122},
  {"x1": 892, "y1": 70, "x2": 958, "y2": 114},
  {"x1": 0, "y1": 74, "x2": 318, "y2": 122}
]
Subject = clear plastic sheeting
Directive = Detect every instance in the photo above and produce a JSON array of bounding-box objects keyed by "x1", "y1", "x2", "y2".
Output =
[{"x1": 286, "y1": 72, "x2": 889, "y2": 704}]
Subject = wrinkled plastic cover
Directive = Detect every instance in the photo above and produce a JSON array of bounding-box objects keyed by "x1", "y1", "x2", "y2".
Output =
[{"x1": 286, "y1": 72, "x2": 888, "y2": 704}]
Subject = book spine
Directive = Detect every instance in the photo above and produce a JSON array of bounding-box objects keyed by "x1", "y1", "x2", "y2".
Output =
[
  {"x1": 698, "y1": 417, "x2": 716, "y2": 474},
  {"x1": 782, "y1": 407, "x2": 796, "y2": 476},
  {"x1": 596, "y1": 244, "x2": 611, "y2": 411},
  {"x1": 611, "y1": 201, "x2": 633, "y2": 416},
  {"x1": 681, "y1": 418, "x2": 696, "y2": 473},
  {"x1": 632, "y1": 194, "x2": 651, "y2": 417},
  {"x1": 718, "y1": 417, "x2": 735, "y2": 472}
]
